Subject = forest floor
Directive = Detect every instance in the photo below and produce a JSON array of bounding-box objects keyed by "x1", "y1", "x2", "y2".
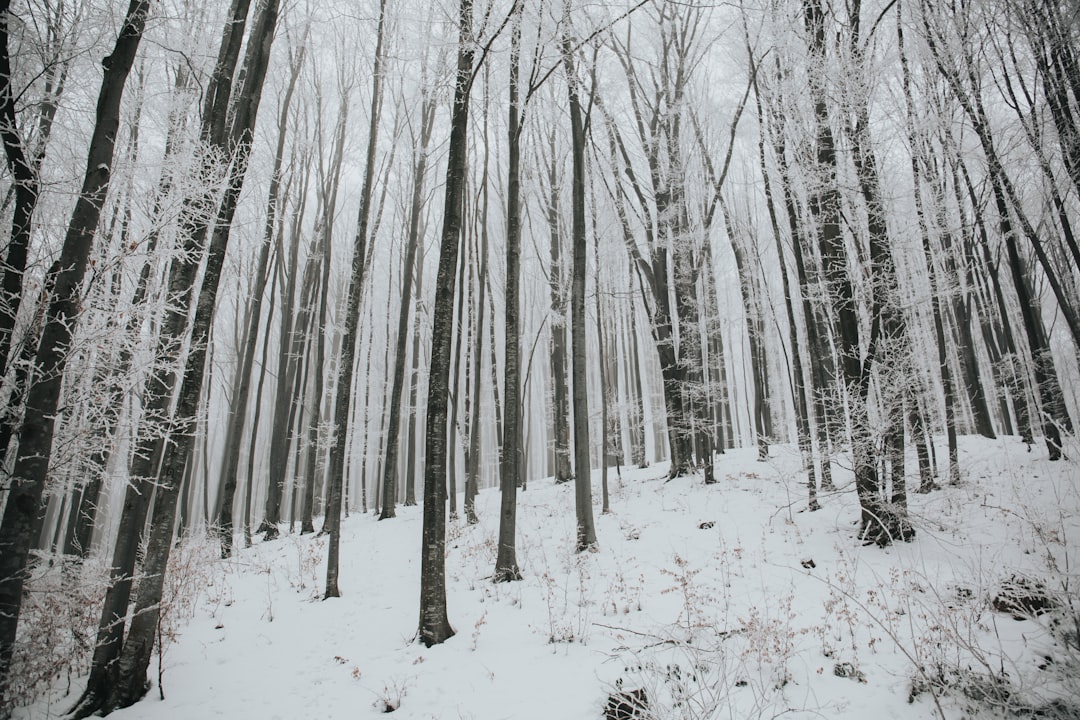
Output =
[{"x1": 18, "y1": 435, "x2": 1080, "y2": 719}]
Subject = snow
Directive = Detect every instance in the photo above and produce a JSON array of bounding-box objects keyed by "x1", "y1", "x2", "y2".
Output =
[{"x1": 18, "y1": 436, "x2": 1080, "y2": 719}]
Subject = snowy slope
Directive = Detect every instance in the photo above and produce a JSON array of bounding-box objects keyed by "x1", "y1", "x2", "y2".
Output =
[{"x1": 19, "y1": 436, "x2": 1080, "y2": 719}]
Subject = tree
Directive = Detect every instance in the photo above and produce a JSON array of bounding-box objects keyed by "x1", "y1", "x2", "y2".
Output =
[
  {"x1": 381, "y1": 49, "x2": 435, "y2": 525},
  {"x1": 325, "y1": 0, "x2": 387, "y2": 597},
  {"x1": 101, "y1": 0, "x2": 281, "y2": 708},
  {"x1": 218, "y1": 28, "x2": 306, "y2": 554},
  {"x1": 494, "y1": 1, "x2": 523, "y2": 582},
  {"x1": 0, "y1": 1, "x2": 152, "y2": 710},
  {"x1": 418, "y1": 0, "x2": 480, "y2": 645},
  {"x1": 563, "y1": 31, "x2": 597, "y2": 553}
]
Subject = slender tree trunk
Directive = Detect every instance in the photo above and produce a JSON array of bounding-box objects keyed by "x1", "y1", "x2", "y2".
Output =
[
  {"x1": 302, "y1": 95, "x2": 350, "y2": 536},
  {"x1": 721, "y1": 200, "x2": 770, "y2": 462},
  {"x1": 446, "y1": 224, "x2": 470, "y2": 520},
  {"x1": 494, "y1": 7, "x2": 523, "y2": 581},
  {"x1": 545, "y1": 128, "x2": 573, "y2": 483},
  {"x1": 243, "y1": 242, "x2": 281, "y2": 545},
  {"x1": 324, "y1": 0, "x2": 386, "y2": 598},
  {"x1": 380, "y1": 81, "x2": 429, "y2": 524},
  {"x1": 404, "y1": 254, "x2": 425, "y2": 507},
  {"x1": 624, "y1": 290, "x2": 648, "y2": 466},
  {"x1": 595, "y1": 230, "x2": 611, "y2": 512},
  {"x1": 748, "y1": 54, "x2": 815, "y2": 504},
  {"x1": 564, "y1": 36, "x2": 597, "y2": 553},
  {"x1": 261, "y1": 149, "x2": 312, "y2": 539},
  {"x1": 464, "y1": 85, "x2": 491, "y2": 526}
]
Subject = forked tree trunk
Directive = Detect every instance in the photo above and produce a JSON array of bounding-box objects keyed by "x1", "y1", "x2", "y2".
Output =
[{"x1": 803, "y1": 0, "x2": 892, "y2": 544}]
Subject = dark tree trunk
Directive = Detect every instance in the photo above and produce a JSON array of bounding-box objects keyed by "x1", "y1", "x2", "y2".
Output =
[
  {"x1": 325, "y1": 0, "x2": 386, "y2": 598},
  {"x1": 0, "y1": 0, "x2": 40, "y2": 388},
  {"x1": 108, "y1": 0, "x2": 281, "y2": 706},
  {"x1": 494, "y1": 7, "x2": 523, "y2": 582},
  {"x1": 392, "y1": 89, "x2": 435, "y2": 512},
  {"x1": 0, "y1": 1, "x2": 151, "y2": 710},
  {"x1": 545, "y1": 127, "x2": 573, "y2": 483},
  {"x1": 843, "y1": 0, "x2": 914, "y2": 538},
  {"x1": 803, "y1": 0, "x2": 891, "y2": 544},
  {"x1": 563, "y1": 36, "x2": 597, "y2": 553},
  {"x1": 417, "y1": 0, "x2": 472, "y2": 646},
  {"x1": 219, "y1": 37, "x2": 304, "y2": 553}
]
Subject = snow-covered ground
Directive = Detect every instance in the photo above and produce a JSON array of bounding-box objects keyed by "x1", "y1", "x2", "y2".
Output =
[{"x1": 19, "y1": 436, "x2": 1080, "y2": 719}]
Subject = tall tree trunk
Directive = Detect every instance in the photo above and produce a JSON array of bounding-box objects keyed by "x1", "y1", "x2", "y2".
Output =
[
  {"x1": 595, "y1": 227, "x2": 611, "y2": 511},
  {"x1": 302, "y1": 93, "x2": 350, "y2": 536},
  {"x1": 803, "y1": 0, "x2": 888, "y2": 544},
  {"x1": 494, "y1": 6, "x2": 523, "y2": 581},
  {"x1": 0, "y1": 0, "x2": 40, "y2": 388},
  {"x1": 623, "y1": 289, "x2": 648, "y2": 466},
  {"x1": 464, "y1": 79, "x2": 491, "y2": 526},
  {"x1": 219, "y1": 37, "x2": 304, "y2": 553},
  {"x1": 404, "y1": 253, "x2": 426, "y2": 507},
  {"x1": 324, "y1": 0, "x2": 386, "y2": 598},
  {"x1": 545, "y1": 127, "x2": 573, "y2": 483},
  {"x1": 380, "y1": 78, "x2": 429, "y2": 520},
  {"x1": 243, "y1": 240, "x2": 281, "y2": 546},
  {"x1": 563, "y1": 36, "x2": 597, "y2": 553},
  {"x1": 418, "y1": 0, "x2": 475, "y2": 645},
  {"x1": 261, "y1": 147, "x2": 313, "y2": 539},
  {"x1": 721, "y1": 200, "x2": 770, "y2": 462},
  {"x1": 747, "y1": 53, "x2": 815, "y2": 505},
  {"x1": 446, "y1": 224, "x2": 470, "y2": 519},
  {"x1": 0, "y1": 1, "x2": 151, "y2": 711},
  {"x1": 108, "y1": 0, "x2": 281, "y2": 706}
]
